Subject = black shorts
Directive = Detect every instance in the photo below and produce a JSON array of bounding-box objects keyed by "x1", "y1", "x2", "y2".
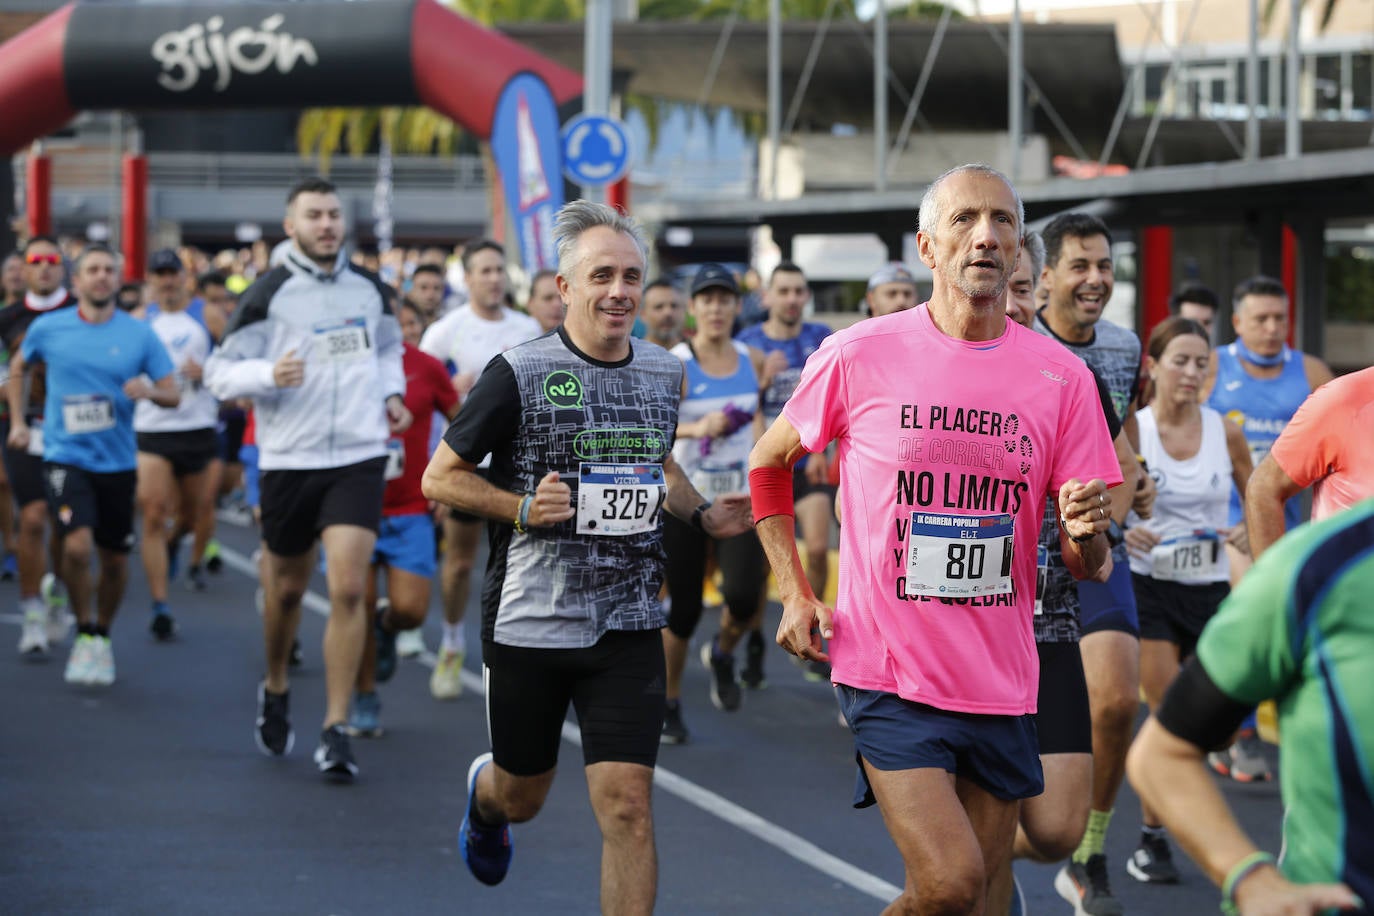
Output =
[
  {"x1": 4, "y1": 439, "x2": 48, "y2": 507},
  {"x1": 483, "y1": 629, "x2": 666, "y2": 777},
  {"x1": 1033, "y1": 641, "x2": 1093, "y2": 756},
  {"x1": 446, "y1": 467, "x2": 491, "y2": 525},
  {"x1": 137, "y1": 428, "x2": 220, "y2": 477},
  {"x1": 259, "y1": 456, "x2": 387, "y2": 557},
  {"x1": 1133, "y1": 572, "x2": 1229, "y2": 659},
  {"x1": 43, "y1": 463, "x2": 137, "y2": 552},
  {"x1": 218, "y1": 410, "x2": 247, "y2": 462},
  {"x1": 792, "y1": 462, "x2": 836, "y2": 503}
]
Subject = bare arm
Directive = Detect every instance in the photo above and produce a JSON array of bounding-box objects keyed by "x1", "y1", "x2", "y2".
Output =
[
  {"x1": 1128, "y1": 717, "x2": 1360, "y2": 915},
  {"x1": 1108, "y1": 429, "x2": 1139, "y2": 525},
  {"x1": 1244, "y1": 455, "x2": 1301, "y2": 560},
  {"x1": 1057, "y1": 477, "x2": 1113, "y2": 582},
  {"x1": 750, "y1": 415, "x2": 832, "y2": 660},
  {"x1": 6, "y1": 347, "x2": 30, "y2": 447},
  {"x1": 1303, "y1": 354, "x2": 1334, "y2": 392},
  {"x1": 1223, "y1": 416, "x2": 1255, "y2": 553},
  {"x1": 123, "y1": 373, "x2": 182, "y2": 409},
  {"x1": 421, "y1": 440, "x2": 572, "y2": 527}
]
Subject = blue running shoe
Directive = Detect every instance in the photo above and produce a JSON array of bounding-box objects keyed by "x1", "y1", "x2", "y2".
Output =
[
  {"x1": 347, "y1": 691, "x2": 382, "y2": 738},
  {"x1": 460, "y1": 752, "x2": 512, "y2": 886},
  {"x1": 0, "y1": 551, "x2": 16, "y2": 581}
]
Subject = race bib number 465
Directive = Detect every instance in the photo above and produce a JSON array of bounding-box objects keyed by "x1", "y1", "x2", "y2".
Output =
[
  {"x1": 905, "y1": 512, "x2": 1014, "y2": 598},
  {"x1": 577, "y1": 463, "x2": 666, "y2": 536},
  {"x1": 62, "y1": 395, "x2": 115, "y2": 435}
]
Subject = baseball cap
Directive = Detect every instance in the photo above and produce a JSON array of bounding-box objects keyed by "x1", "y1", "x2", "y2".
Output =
[
  {"x1": 867, "y1": 262, "x2": 917, "y2": 292},
  {"x1": 148, "y1": 248, "x2": 183, "y2": 273},
  {"x1": 691, "y1": 263, "x2": 739, "y2": 297}
]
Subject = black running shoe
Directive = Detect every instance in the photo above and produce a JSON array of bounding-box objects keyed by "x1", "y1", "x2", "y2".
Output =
[
  {"x1": 289, "y1": 637, "x2": 303, "y2": 668},
  {"x1": 660, "y1": 702, "x2": 689, "y2": 745},
  {"x1": 255, "y1": 683, "x2": 294, "y2": 757},
  {"x1": 313, "y1": 724, "x2": 358, "y2": 781},
  {"x1": 1127, "y1": 831, "x2": 1180, "y2": 884},
  {"x1": 150, "y1": 611, "x2": 177, "y2": 641},
  {"x1": 1056, "y1": 855, "x2": 1124, "y2": 916},
  {"x1": 186, "y1": 565, "x2": 208, "y2": 593},
  {"x1": 740, "y1": 630, "x2": 767, "y2": 689},
  {"x1": 374, "y1": 604, "x2": 398, "y2": 683},
  {"x1": 700, "y1": 640, "x2": 742, "y2": 711}
]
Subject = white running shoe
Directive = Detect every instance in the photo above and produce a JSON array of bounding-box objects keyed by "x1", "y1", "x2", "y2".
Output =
[
  {"x1": 88, "y1": 636, "x2": 116, "y2": 686},
  {"x1": 18, "y1": 605, "x2": 49, "y2": 655},
  {"x1": 41, "y1": 573, "x2": 73, "y2": 643},
  {"x1": 396, "y1": 628, "x2": 426, "y2": 658},
  {"x1": 64, "y1": 635, "x2": 97, "y2": 685},
  {"x1": 430, "y1": 648, "x2": 465, "y2": 700}
]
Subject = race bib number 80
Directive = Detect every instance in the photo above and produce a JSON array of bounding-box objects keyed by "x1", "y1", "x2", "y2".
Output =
[
  {"x1": 905, "y1": 512, "x2": 1014, "y2": 598},
  {"x1": 577, "y1": 463, "x2": 666, "y2": 536}
]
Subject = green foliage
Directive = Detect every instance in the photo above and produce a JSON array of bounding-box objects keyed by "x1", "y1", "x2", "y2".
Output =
[{"x1": 1326, "y1": 250, "x2": 1374, "y2": 322}]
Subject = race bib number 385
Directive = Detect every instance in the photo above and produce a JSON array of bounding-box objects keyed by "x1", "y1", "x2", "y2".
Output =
[
  {"x1": 577, "y1": 463, "x2": 666, "y2": 536},
  {"x1": 905, "y1": 512, "x2": 1014, "y2": 598}
]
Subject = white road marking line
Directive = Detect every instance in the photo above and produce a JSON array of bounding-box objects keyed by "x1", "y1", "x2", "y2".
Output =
[{"x1": 218, "y1": 543, "x2": 902, "y2": 903}]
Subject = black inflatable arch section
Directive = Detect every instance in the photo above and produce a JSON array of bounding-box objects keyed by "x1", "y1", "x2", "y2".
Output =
[{"x1": 0, "y1": 0, "x2": 582, "y2": 156}]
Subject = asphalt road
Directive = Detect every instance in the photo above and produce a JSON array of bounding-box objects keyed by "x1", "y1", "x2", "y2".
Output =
[{"x1": 2, "y1": 513, "x2": 1284, "y2": 915}]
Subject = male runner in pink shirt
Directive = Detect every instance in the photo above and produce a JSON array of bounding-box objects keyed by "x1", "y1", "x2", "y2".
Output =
[{"x1": 749, "y1": 164, "x2": 1120, "y2": 914}]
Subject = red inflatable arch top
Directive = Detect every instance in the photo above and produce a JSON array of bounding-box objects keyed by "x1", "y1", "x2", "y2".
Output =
[{"x1": 0, "y1": 0, "x2": 583, "y2": 156}]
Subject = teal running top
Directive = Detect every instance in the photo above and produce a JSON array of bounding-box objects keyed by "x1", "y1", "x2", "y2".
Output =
[{"x1": 1196, "y1": 498, "x2": 1374, "y2": 900}]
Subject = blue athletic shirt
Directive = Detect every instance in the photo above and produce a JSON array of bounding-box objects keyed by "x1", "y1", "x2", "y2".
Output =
[
  {"x1": 1206, "y1": 343, "x2": 1310, "y2": 528},
  {"x1": 734, "y1": 321, "x2": 831, "y2": 423},
  {"x1": 22, "y1": 308, "x2": 175, "y2": 472}
]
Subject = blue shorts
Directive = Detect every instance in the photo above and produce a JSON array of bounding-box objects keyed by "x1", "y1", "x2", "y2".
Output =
[
  {"x1": 238, "y1": 444, "x2": 260, "y2": 510},
  {"x1": 372, "y1": 513, "x2": 436, "y2": 578},
  {"x1": 837, "y1": 684, "x2": 1043, "y2": 808},
  {"x1": 1077, "y1": 544, "x2": 1139, "y2": 637}
]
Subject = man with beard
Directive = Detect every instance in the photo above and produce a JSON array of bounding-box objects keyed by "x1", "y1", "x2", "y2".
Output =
[
  {"x1": 206, "y1": 177, "x2": 411, "y2": 782},
  {"x1": 8, "y1": 245, "x2": 178, "y2": 684}
]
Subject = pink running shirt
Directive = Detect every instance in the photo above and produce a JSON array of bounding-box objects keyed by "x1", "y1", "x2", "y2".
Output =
[
  {"x1": 783, "y1": 304, "x2": 1121, "y2": 715},
  {"x1": 1270, "y1": 366, "x2": 1374, "y2": 522}
]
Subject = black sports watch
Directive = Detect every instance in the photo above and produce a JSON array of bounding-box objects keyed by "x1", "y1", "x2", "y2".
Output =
[{"x1": 691, "y1": 502, "x2": 711, "y2": 533}]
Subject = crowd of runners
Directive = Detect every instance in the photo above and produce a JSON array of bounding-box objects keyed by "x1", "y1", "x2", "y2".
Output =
[{"x1": 6, "y1": 167, "x2": 1370, "y2": 916}]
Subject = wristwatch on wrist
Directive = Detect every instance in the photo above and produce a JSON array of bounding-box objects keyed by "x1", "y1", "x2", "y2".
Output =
[
  {"x1": 1106, "y1": 519, "x2": 1125, "y2": 547},
  {"x1": 691, "y1": 502, "x2": 711, "y2": 532}
]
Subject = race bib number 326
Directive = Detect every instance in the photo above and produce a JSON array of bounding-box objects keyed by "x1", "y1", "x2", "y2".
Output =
[
  {"x1": 905, "y1": 512, "x2": 1014, "y2": 598},
  {"x1": 576, "y1": 463, "x2": 666, "y2": 536}
]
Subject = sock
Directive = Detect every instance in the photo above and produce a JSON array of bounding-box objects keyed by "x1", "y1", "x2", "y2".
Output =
[
  {"x1": 665, "y1": 698, "x2": 680, "y2": 711},
  {"x1": 442, "y1": 623, "x2": 466, "y2": 654},
  {"x1": 78, "y1": 622, "x2": 97, "y2": 636},
  {"x1": 1142, "y1": 824, "x2": 1167, "y2": 838},
  {"x1": 1072, "y1": 808, "x2": 1114, "y2": 864},
  {"x1": 152, "y1": 600, "x2": 169, "y2": 618},
  {"x1": 92, "y1": 625, "x2": 109, "y2": 638}
]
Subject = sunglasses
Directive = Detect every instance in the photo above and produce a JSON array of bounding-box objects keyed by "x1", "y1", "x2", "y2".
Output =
[{"x1": 25, "y1": 253, "x2": 61, "y2": 266}]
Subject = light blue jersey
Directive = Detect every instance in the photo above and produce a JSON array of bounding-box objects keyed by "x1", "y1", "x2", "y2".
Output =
[{"x1": 22, "y1": 308, "x2": 174, "y2": 472}]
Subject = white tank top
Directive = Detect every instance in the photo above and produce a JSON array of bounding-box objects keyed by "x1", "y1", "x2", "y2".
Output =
[
  {"x1": 670, "y1": 341, "x2": 759, "y2": 498},
  {"x1": 134, "y1": 306, "x2": 219, "y2": 432},
  {"x1": 1129, "y1": 404, "x2": 1233, "y2": 583}
]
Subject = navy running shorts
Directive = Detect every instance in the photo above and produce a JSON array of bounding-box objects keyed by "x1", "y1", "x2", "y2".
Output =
[
  {"x1": 1077, "y1": 545, "x2": 1139, "y2": 637},
  {"x1": 837, "y1": 684, "x2": 1044, "y2": 807}
]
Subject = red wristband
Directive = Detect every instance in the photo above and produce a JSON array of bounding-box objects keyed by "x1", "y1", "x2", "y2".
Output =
[{"x1": 749, "y1": 465, "x2": 795, "y2": 522}]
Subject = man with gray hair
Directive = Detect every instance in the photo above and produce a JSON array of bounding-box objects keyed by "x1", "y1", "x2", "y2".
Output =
[
  {"x1": 422, "y1": 199, "x2": 752, "y2": 909},
  {"x1": 751, "y1": 165, "x2": 1119, "y2": 915}
]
